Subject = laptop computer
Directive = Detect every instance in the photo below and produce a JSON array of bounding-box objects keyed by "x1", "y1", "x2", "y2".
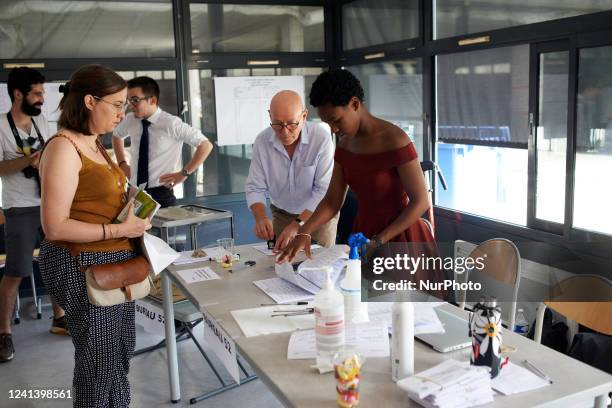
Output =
[{"x1": 416, "y1": 308, "x2": 472, "y2": 352}]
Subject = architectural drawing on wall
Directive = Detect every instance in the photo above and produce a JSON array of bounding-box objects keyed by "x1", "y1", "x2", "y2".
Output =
[{"x1": 214, "y1": 75, "x2": 304, "y2": 146}]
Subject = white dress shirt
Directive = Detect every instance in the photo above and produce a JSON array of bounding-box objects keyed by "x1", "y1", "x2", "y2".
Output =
[
  {"x1": 0, "y1": 113, "x2": 50, "y2": 208},
  {"x1": 245, "y1": 121, "x2": 334, "y2": 215},
  {"x1": 113, "y1": 108, "x2": 208, "y2": 188}
]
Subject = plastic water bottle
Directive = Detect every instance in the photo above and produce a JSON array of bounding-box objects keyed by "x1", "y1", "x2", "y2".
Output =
[
  {"x1": 391, "y1": 301, "x2": 414, "y2": 382},
  {"x1": 340, "y1": 233, "x2": 370, "y2": 326},
  {"x1": 312, "y1": 266, "x2": 345, "y2": 373},
  {"x1": 513, "y1": 308, "x2": 530, "y2": 336}
]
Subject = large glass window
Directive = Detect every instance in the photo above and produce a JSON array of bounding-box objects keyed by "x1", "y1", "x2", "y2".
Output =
[
  {"x1": 342, "y1": 0, "x2": 419, "y2": 50},
  {"x1": 347, "y1": 59, "x2": 423, "y2": 158},
  {"x1": 436, "y1": 45, "x2": 530, "y2": 225},
  {"x1": 573, "y1": 45, "x2": 612, "y2": 235},
  {"x1": 0, "y1": 1, "x2": 175, "y2": 58},
  {"x1": 434, "y1": 0, "x2": 612, "y2": 40},
  {"x1": 189, "y1": 4, "x2": 324, "y2": 53},
  {"x1": 188, "y1": 67, "x2": 324, "y2": 197},
  {"x1": 535, "y1": 51, "x2": 569, "y2": 224}
]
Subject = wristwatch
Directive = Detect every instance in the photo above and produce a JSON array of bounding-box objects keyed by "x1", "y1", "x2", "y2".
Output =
[
  {"x1": 295, "y1": 217, "x2": 305, "y2": 227},
  {"x1": 371, "y1": 235, "x2": 383, "y2": 248},
  {"x1": 180, "y1": 168, "x2": 190, "y2": 177}
]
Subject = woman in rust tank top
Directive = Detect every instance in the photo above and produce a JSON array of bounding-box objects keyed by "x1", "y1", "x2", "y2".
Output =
[{"x1": 38, "y1": 65, "x2": 151, "y2": 408}]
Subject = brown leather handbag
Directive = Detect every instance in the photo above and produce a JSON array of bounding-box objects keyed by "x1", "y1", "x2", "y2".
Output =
[{"x1": 71, "y1": 249, "x2": 151, "y2": 306}]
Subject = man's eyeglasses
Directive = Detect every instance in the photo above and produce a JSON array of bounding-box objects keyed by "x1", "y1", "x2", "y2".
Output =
[
  {"x1": 128, "y1": 96, "x2": 151, "y2": 105},
  {"x1": 270, "y1": 121, "x2": 300, "y2": 131},
  {"x1": 93, "y1": 96, "x2": 128, "y2": 113}
]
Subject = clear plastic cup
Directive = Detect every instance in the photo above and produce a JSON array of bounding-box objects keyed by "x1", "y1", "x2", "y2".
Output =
[
  {"x1": 217, "y1": 238, "x2": 234, "y2": 254},
  {"x1": 333, "y1": 347, "x2": 365, "y2": 407}
]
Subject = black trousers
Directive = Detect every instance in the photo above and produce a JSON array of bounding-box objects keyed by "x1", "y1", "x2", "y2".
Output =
[{"x1": 146, "y1": 186, "x2": 176, "y2": 208}]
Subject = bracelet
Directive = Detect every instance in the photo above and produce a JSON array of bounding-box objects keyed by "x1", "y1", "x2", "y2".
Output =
[
  {"x1": 296, "y1": 232, "x2": 312, "y2": 240},
  {"x1": 102, "y1": 224, "x2": 106, "y2": 241},
  {"x1": 118, "y1": 160, "x2": 127, "y2": 166}
]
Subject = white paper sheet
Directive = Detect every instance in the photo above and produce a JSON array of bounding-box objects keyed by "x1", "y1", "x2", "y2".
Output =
[
  {"x1": 201, "y1": 246, "x2": 232, "y2": 260},
  {"x1": 141, "y1": 232, "x2": 181, "y2": 275},
  {"x1": 491, "y1": 361, "x2": 552, "y2": 395},
  {"x1": 253, "y1": 277, "x2": 314, "y2": 304},
  {"x1": 274, "y1": 245, "x2": 347, "y2": 294},
  {"x1": 231, "y1": 304, "x2": 315, "y2": 337},
  {"x1": 367, "y1": 302, "x2": 446, "y2": 335},
  {"x1": 172, "y1": 250, "x2": 208, "y2": 265},
  {"x1": 177, "y1": 266, "x2": 220, "y2": 284},
  {"x1": 287, "y1": 321, "x2": 390, "y2": 360}
]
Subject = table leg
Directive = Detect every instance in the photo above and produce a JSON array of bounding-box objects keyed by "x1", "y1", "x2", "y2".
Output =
[
  {"x1": 162, "y1": 271, "x2": 181, "y2": 403},
  {"x1": 161, "y1": 227, "x2": 171, "y2": 247},
  {"x1": 190, "y1": 224, "x2": 198, "y2": 250}
]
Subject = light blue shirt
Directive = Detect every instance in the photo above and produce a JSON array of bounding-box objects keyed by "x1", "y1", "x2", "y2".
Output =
[{"x1": 245, "y1": 121, "x2": 334, "y2": 215}]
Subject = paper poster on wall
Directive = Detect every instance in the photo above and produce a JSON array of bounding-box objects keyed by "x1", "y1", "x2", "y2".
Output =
[
  {"x1": 0, "y1": 84, "x2": 11, "y2": 114},
  {"x1": 214, "y1": 76, "x2": 305, "y2": 146},
  {"x1": 0, "y1": 82, "x2": 63, "y2": 129},
  {"x1": 42, "y1": 83, "x2": 63, "y2": 121},
  {"x1": 369, "y1": 74, "x2": 421, "y2": 121},
  {"x1": 201, "y1": 307, "x2": 240, "y2": 383}
]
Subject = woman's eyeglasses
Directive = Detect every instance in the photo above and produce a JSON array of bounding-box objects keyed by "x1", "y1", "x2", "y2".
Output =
[{"x1": 93, "y1": 96, "x2": 128, "y2": 113}]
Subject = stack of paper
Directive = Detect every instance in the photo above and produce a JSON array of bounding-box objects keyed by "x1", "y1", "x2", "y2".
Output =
[
  {"x1": 398, "y1": 359, "x2": 494, "y2": 408},
  {"x1": 274, "y1": 246, "x2": 347, "y2": 293},
  {"x1": 254, "y1": 245, "x2": 348, "y2": 303},
  {"x1": 491, "y1": 362, "x2": 552, "y2": 395}
]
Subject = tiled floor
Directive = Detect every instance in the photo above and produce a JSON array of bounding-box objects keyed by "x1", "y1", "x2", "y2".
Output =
[{"x1": 0, "y1": 298, "x2": 283, "y2": 408}]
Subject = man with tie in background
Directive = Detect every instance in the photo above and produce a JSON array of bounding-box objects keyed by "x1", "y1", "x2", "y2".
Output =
[{"x1": 112, "y1": 76, "x2": 213, "y2": 207}]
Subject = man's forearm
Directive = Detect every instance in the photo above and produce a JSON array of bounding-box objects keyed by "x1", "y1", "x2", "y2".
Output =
[
  {"x1": 184, "y1": 140, "x2": 213, "y2": 174},
  {"x1": 0, "y1": 156, "x2": 32, "y2": 176},
  {"x1": 298, "y1": 209, "x2": 313, "y2": 221},
  {"x1": 250, "y1": 202, "x2": 269, "y2": 221},
  {"x1": 112, "y1": 137, "x2": 127, "y2": 164}
]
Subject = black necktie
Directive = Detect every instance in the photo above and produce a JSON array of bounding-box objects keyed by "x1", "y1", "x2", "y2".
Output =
[{"x1": 137, "y1": 119, "x2": 150, "y2": 186}]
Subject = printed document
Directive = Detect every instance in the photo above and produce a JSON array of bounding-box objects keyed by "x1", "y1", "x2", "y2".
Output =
[{"x1": 177, "y1": 266, "x2": 220, "y2": 284}]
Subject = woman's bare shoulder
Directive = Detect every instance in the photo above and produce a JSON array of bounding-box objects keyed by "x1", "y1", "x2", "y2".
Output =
[
  {"x1": 41, "y1": 132, "x2": 82, "y2": 167},
  {"x1": 378, "y1": 119, "x2": 412, "y2": 149}
]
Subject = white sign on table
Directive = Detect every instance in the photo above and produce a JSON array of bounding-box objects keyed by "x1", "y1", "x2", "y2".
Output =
[
  {"x1": 201, "y1": 308, "x2": 240, "y2": 384},
  {"x1": 135, "y1": 300, "x2": 166, "y2": 337},
  {"x1": 177, "y1": 266, "x2": 220, "y2": 284}
]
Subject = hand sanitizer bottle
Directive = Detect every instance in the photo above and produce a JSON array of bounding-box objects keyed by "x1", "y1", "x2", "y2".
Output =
[
  {"x1": 341, "y1": 233, "x2": 370, "y2": 326},
  {"x1": 312, "y1": 266, "x2": 345, "y2": 373},
  {"x1": 391, "y1": 300, "x2": 414, "y2": 382}
]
